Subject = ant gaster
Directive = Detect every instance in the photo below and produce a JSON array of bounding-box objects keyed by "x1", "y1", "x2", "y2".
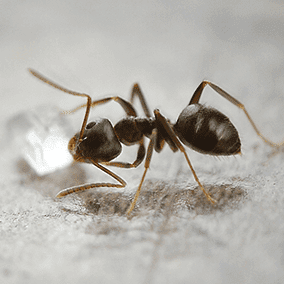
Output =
[{"x1": 29, "y1": 69, "x2": 284, "y2": 215}]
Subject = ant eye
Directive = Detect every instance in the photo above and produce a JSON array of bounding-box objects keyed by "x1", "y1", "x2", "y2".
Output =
[{"x1": 86, "y1": 121, "x2": 96, "y2": 129}]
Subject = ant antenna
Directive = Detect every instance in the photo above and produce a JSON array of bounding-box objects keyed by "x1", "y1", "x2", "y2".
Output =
[{"x1": 28, "y1": 69, "x2": 91, "y2": 141}]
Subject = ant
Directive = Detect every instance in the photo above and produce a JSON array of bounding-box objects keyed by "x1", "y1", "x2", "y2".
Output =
[{"x1": 29, "y1": 69, "x2": 284, "y2": 215}]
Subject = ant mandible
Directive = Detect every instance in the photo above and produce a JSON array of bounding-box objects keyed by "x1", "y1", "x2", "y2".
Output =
[{"x1": 29, "y1": 69, "x2": 284, "y2": 215}]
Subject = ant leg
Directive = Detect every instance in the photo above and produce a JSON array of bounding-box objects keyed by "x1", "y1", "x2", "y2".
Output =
[
  {"x1": 29, "y1": 69, "x2": 91, "y2": 141},
  {"x1": 103, "y1": 139, "x2": 146, "y2": 168},
  {"x1": 64, "y1": 96, "x2": 137, "y2": 117},
  {"x1": 154, "y1": 109, "x2": 216, "y2": 204},
  {"x1": 127, "y1": 129, "x2": 157, "y2": 215},
  {"x1": 104, "y1": 129, "x2": 167, "y2": 169},
  {"x1": 63, "y1": 84, "x2": 151, "y2": 118},
  {"x1": 130, "y1": 83, "x2": 151, "y2": 118},
  {"x1": 56, "y1": 162, "x2": 126, "y2": 198},
  {"x1": 189, "y1": 81, "x2": 284, "y2": 148}
]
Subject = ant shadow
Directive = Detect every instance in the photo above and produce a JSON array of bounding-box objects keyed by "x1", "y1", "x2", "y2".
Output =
[
  {"x1": 80, "y1": 180, "x2": 247, "y2": 217},
  {"x1": 17, "y1": 157, "x2": 247, "y2": 217}
]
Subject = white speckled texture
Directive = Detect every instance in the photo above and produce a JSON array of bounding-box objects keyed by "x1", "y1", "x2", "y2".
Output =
[{"x1": 1, "y1": 1, "x2": 284, "y2": 283}]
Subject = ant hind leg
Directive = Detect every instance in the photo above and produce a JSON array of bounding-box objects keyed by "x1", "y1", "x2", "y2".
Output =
[{"x1": 189, "y1": 81, "x2": 284, "y2": 148}]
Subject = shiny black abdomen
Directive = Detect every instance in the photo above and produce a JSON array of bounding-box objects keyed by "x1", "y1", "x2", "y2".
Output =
[{"x1": 174, "y1": 104, "x2": 241, "y2": 155}]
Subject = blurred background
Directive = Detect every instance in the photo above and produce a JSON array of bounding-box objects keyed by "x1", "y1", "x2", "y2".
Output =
[{"x1": 1, "y1": 0, "x2": 284, "y2": 139}]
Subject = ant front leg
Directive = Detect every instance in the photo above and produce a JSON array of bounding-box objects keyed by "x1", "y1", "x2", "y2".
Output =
[
  {"x1": 56, "y1": 161, "x2": 126, "y2": 197},
  {"x1": 127, "y1": 129, "x2": 157, "y2": 215},
  {"x1": 102, "y1": 138, "x2": 146, "y2": 168},
  {"x1": 190, "y1": 81, "x2": 284, "y2": 148}
]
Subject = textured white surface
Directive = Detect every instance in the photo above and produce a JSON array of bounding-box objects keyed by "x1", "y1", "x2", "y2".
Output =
[{"x1": 1, "y1": 1, "x2": 284, "y2": 283}]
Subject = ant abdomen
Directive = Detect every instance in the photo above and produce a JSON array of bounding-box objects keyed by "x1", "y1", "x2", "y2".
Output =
[{"x1": 174, "y1": 104, "x2": 241, "y2": 155}]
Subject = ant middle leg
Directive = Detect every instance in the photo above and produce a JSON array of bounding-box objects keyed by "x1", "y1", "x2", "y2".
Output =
[
  {"x1": 189, "y1": 81, "x2": 284, "y2": 148},
  {"x1": 153, "y1": 109, "x2": 216, "y2": 204}
]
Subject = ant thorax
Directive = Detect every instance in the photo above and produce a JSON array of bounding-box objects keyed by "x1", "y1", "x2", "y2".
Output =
[
  {"x1": 114, "y1": 116, "x2": 155, "y2": 145},
  {"x1": 174, "y1": 104, "x2": 241, "y2": 156}
]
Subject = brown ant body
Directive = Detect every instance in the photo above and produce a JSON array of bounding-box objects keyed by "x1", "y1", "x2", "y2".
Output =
[{"x1": 29, "y1": 69, "x2": 284, "y2": 214}]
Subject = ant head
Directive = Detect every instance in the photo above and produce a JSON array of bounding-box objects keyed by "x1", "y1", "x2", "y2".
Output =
[
  {"x1": 174, "y1": 104, "x2": 241, "y2": 156},
  {"x1": 68, "y1": 118, "x2": 122, "y2": 163}
]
